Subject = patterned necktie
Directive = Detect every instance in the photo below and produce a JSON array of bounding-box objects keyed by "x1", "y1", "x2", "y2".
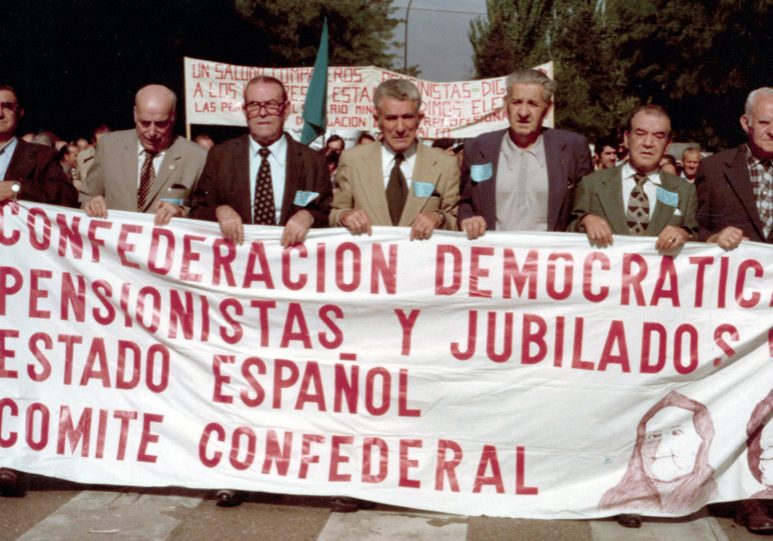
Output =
[
  {"x1": 626, "y1": 173, "x2": 650, "y2": 235},
  {"x1": 137, "y1": 150, "x2": 157, "y2": 210},
  {"x1": 760, "y1": 160, "x2": 772, "y2": 237},
  {"x1": 253, "y1": 147, "x2": 276, "y2": 225},
  {"x1": 385, "y1": 153, "x2": 407, "y2": 226}
]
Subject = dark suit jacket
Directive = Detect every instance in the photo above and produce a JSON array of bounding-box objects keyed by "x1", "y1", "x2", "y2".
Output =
[
  {"x1": 696, "y1": 144, "x2": 771, "y2": 243},
  {"x1": 189, "y1": 133, "x2": 331, "y2": 227},
  {"x1": 458, "y1": 128, "x2": 593, "y2": 232},
  {"x1": 3, "y1": 140, "x2": 78, "y2": 207},
  {"x1": 568, "y1": 165, "x2": 699, "y2": 237}
]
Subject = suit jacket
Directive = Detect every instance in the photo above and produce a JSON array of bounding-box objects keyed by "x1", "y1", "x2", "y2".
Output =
[
  {"x1": 568, "y1": 165, "x2": 699, "y2": 237},
  {"x1": 189, "y1": 133, "x2": 331, "y2": 227},
  {"x1": 84, "y1": 129, "x2": 207, "y2": 213},
  {"x1": 330, "y1": 142, "x2": 459, "y2": 229},
  {"x1": 696, "y1": 144, "x2": 772, "y2": 243},
  {"x1": 4, "y1": 140, "x2": 78, "y2": 207},
  {"x1": 458, "y1": 128, "x2": 593, "y2": 232}
]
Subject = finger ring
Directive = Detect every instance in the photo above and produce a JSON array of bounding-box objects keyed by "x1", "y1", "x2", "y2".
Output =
[{"x1": 669, "y1": 237, "x2": 675, "y2": 243}]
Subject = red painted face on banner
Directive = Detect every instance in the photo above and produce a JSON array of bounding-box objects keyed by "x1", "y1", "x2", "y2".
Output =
[
  {"x1": 641, "y1": 406, "x2": 702, "y2": 482},
  {"x1": 760, "y1": 421, "x2": 773, "y2": 487},
  {"x1": 374, "y1": 97, "x2": 423, "y2": 154},
  {"x1": 244, "y1": 80, "x2": 288, "y2": 147}
]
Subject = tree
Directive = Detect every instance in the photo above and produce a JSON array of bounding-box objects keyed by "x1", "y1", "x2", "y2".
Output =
[
  {"x1": 234, "y1": 0, "x2": 399, "y2": 68},
  {"x1": 469, "y1": 0, "x2": 555, "y2": 78}
]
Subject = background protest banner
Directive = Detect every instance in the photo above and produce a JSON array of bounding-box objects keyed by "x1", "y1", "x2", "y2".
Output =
[
  {"x1": 184, "y1": 57, "x2": 554, "y2": 141},
  {"x1": 0, "y1": 202, "x2": 771, "y2": 519}
]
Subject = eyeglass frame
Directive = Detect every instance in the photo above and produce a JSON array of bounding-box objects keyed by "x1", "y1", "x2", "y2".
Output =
[{"x1": 243, "y1": 100, "x2": 288, "y2": 115}]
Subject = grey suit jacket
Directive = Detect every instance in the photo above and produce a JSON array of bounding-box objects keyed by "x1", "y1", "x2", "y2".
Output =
[
  {"x1": 696, "y1": 144, "x2": 771, "y2": 243},
  {"x1": 568, "y1": 165, "x2": 699, "y2": 237},
  {"x1": 458, "y1": 128, "x2": 593, "y2": 232},
  {"x1": 330, "y1": 142, "x2": 460, "y2": 229},
  {"x1": 84, "y1": 129, "x2": 207, "y2": 213}
]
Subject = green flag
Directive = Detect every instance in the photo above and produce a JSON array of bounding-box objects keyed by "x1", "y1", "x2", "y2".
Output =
[{"x1": 301, "y1": 18, "x2": 329, "y2": 145}]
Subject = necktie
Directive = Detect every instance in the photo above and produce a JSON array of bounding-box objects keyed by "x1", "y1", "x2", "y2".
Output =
[
  {"x1": 761, "y1": 160, "x2": 772, "y2": 238},
  {"x1": 386, "y1": 153, "x2": 407, "y2": 226},
  {"x1": 253, "y1": 147, "x2": 276, "y2": 225},
  {"x1": 626, "y1": 173, "x2": 650, "y2": 235},
  {"x1": 137, "y1": 150, "x2": 157, "y2": 210}
]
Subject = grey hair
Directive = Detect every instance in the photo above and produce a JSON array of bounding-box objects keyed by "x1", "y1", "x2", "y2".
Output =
[
  {"x1": 374, "y1": 79, "x2": 421, "y2": 110},
  {"x1": 505, "y1": 69, "x2": 556, "y2": 102},
  {"x1": 745, "y1": 87, "x2": 773, "y2": 120}
]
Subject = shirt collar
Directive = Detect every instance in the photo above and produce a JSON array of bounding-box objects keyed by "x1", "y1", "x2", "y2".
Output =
[
  {"x1": 502, "y1": 132, "x2": 545, "y2": 166},
  {"x1": 622, "y1": 162, "x2": 662, "y2": 186},
  {"x1": 745, "y1": 143, "x2": 772, "y2": 168},
  {"x1": 250, "y1": 132, "x2": 287, "y2": 159},
  {"x1": 381, "y1": 141, "x2": 417, "y2": 165},
  {"x1": 0, "y1": 137, "x2": 18, "y2": 155},
  {"x1": 136, "y1": 141, "x2": 167, "y2": 158}
]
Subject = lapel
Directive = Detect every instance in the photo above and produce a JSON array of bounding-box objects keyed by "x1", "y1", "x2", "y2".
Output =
[
  {"x1": 235, "y1": 135, "x2": 252, "y2": 223},
  {"x1": 280, "y1": 134, "x2": 300, "y2": 225},
  {"x1": 725, "y1": 145, "x2": 765, "y2": 238},
  {"x1": 121, "y1": 133, "x2": 140, "y2": 210},
  {"x1": 543, "y1": 129, "x2": 568, "y2": 230},
  {"x1": 360, "y1": 143, "x2": 391, "y2": 225},
  {"x1": 5, "y1": 140, "x2": 34, "y2": 179},
  {"x1": 399, "y1": 144, "x2": 438, "y2": 226},
  {"x1": 473, "y1": 129, "x2": 506, "y2": 224},
  {"x1": 596, "y1": 166, "x2": 628, "y2": 233},
  {"x1": 647, "y1": 172, "x2": 680, "y2": 234}
]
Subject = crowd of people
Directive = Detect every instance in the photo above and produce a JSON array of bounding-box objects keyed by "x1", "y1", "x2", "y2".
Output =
[{"x1": 0, "y1": 71, "x2": 770, "y2": 530}]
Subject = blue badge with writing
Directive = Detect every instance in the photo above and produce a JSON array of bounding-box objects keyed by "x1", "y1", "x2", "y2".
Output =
[
  {"x1": 471, "y1": 163, "x2": 493, "y2": 182},
  {"x1": 159, "y1": 197, "x2": 184, "y2": 206},
  {"x1": 656, "y1": 187, "x2": 679, "y2": 207},
  {"x1": 412, "y1": 181, "x2": 435, "y2": 198},
  {"x1": 293, "y1": 191, "x2": 319, "y2": 207}
]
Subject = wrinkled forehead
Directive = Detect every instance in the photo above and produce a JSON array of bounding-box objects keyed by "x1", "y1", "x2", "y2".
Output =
[
  {"x1": 630, "y1": 110, "x2": 671, "y2": 133},
  {"x1": 0, "y1": 89, "x2": 19, "y2": 104},
  {"x1": 646, "y1": 406, "x2": 695, "y2": 433}
]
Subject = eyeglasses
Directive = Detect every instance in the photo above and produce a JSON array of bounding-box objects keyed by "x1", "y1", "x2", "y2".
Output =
[
  {"x1": 244, "y1": 100, "x2": 286, "y2": 115},
  {"x1": 0, "y1": 102, "x2": 19, "y2": 113}
]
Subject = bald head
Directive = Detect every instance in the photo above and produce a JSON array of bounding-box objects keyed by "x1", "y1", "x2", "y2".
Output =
[{"x1": 133, "y1": 84, "x2": 177, "y2": 152}]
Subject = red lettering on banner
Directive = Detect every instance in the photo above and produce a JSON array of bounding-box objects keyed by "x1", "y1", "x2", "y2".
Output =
[
  {"x1": 212, "y1": 355, "x2": 234, "y2": 403},
  {"x1": 87, "y1": 220, "x2": 111, "y2": 262},
  {"x1": 281, "y1": 303, "x2": 312, "y2": 348},
  {"x1": 334, "y1": 364, "x2": 358, "y2": 413},
  {"x1": 26, "y1": 402, "x2": 49, "y2": 451},
  {"x1": 299, "y1": 433, "x2": 325, "y2": 479},
  {"x1": 335, "y1": 242, "x2": 361, "y2": 292},
  {"x1": 55, "y1": 214, "x2": 83, "y2": 258},
  {"x1": 91, "y1": 280, "x2": 115, "y2": 325},
  {"x1": 0, "y1": 203, "x2": 21, "y2": 245},
  {"x1": 470, "y1": 246, "x2": 494, "y2": 298},
  {"x1": 212, "y1": 239, "x2": 237, "y2": 286},
  {"x1": 240, "y1": 356, "x2": 267, "y2": 407},
  {"x1": 487, "y1": 311, "x2": 513, "y2": 362},
  {"x1": 597, "y1": 320, "x2": 631, "y2": 372},
  {"x1": 435, "y1": 245, "x2": 461, "y2": 295},
  {"x1": 516, "y1": 446, "x2": 538, "y2": 495},
  {"x1": 371, "y1": 243, "x2": 397, "y2": 294},
  {"x1": 273, "y1": 359, "x2": 299, "y2": 408},
  {"x1": 621, "y1": 253, "x2": 647, "y2": 306},
  {"x1": 651, "y1": 256, "x2": 680, "y2": 306},
  {"x1": 262, "y1": 430, "x2": 292, "y2": 476},
  {"x1": 57, "y1": 405, "x2": 91, "y2": 456},
  {"x1": 29, "y1": 269, "x2": 52, "y2": 318},
  {"x1": 583, "y1": 252, "x2": 609, "y2": 302},
  {"x1": 0, "y1": 398, "x2": 19, "y2": 446},
  {"x1": 27, "y1": 208, "x2": 51, "y2": 251},
  {"x1": 117, "y1": 224, "x2": 143, "y2": 269},
  {"x1": 169, "y1": 291, "x2": 194, "y2": 339},
  {"x1": 61, "y1": 273, "x2": 86, "y2": 322},
  {"x1": 640, "y1": 323, "x2": 667, "y2": 373},
  {"x1": 717, "y1": 256, "x2": 729, "y2": 308},
  {"x1": 546, "y1": 252, "x2": 573, "y2": 300},
  {"x1": 451, "y1": 310, "x2": 476, "y2": 360},
  {"x1": 399, "y1": 439, "x2": 422, "y2": 488},
  {"x1": 250, "y1": 299, "x2": 275, "y2": 347},
  {"x1": 688, "y1": 256, "x2": 713, "y2": 307},
  {"x1": 137, "y1": 413, "x2": 163, "y2": 463},
  {"x1": 522, "y1": 314, "x2": 547, "y2": 364},
  {"x1": 362, "y1": 436, "x2": 389, "y2": 483},
  {"x1": 282, "y1": 245, "x2": 308, "y2": 290},
  {"x1": 181, "y1": 234, "x2": 206, "y2": 282},
  {"x1": 219, "y1": 298, "x2": 244, "y2": 344},
  {"x1": 296, "y1": 362, "x2": 326, "y2": 411},
  {"x1": 243, "y1": 242, "x2": 274, "y2": 288},
  {"x1": 674, "y1": 324, "x2": 699, "y2": 374},
  {"x1": 199, "y1": 422, "x2": 225, "y2": 467},
  {"x1": 329, "y1": 434, "x2": 353, "y2": 481},
  {"x1": 229, "y1": 426, "x2": 255, "y2": 470},
  {"x1": 318, "y1": 305, "x2": 344, "y2": 349},
  {"x1": 0, "y1": 266, "x2": 22, "y2": 315},
  {"x1": 148, "y1": 228, "x2": 175, "y2": 275},
  {"x1": 0, "y1": 329, "x2": 19, "y2": 378},
  {"x1": 28, "y1": 332, "x2": 52, "y2": 381},
  {"x1": 735, "y1": 259, "x2": 763, "y2": 308},
  {"x1": 136, "y1": 287, "x2": 162, "y2": 333},
  {"x1": 398, "y1": 369, "x2": 420, "y2": 417},
  {"x1": 81, "y1": 338, "x2": 111, "y2": 387},
  {"x1": 435, "y1": 439, "x2": 462, "y2": 492},
  {"x1": 365, "y1": 368, "x2": 390, "y2": 415},
  {"x1": 473, "y1": 444, "x2": 504, "y2": 493},
  {"x1": 712, "y1": 324, "x2": 739, "y2": 366},
  {"x1": 502, "y1": 249, "x2": 538, "y2": 299},
  {"x1": 395, "y1": 308, "x2": 420, "y2": 355},
  {"x1": 114, "y1": 410, "x2": 138, "y2": 460},
  {"x1": 571, "y1": 318, "x2": 594, "y2": 370}
]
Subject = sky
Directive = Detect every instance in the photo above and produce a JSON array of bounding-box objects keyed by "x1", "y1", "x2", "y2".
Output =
[{"x1": 389, "y1": 0, "x2": 488, "y2": 82}]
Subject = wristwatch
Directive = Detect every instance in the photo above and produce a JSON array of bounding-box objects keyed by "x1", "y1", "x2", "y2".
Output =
[{"x1": 10, "y1": 182, "x2": 20, "y2": 193}]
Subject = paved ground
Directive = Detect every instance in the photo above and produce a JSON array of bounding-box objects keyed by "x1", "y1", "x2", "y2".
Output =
[{"x1": 0, "y1": 476, "x2": 766, "y2": 541}]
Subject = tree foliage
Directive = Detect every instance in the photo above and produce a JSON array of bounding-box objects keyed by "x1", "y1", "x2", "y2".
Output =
[
  {"x1": 470, "y1": 0, "x2": 772, "y2": 149},
  {"x1": 234, "y1": 0, "x2": 399, "y2": 68}
]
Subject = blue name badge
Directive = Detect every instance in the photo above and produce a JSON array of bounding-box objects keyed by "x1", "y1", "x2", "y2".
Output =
[
  {"x1": 159, "y1": 197, "x2": 184, "y2": 206},
  {"x1": 412, "y1": 181, "x2": 435, "y2": 198},
  {"x1": 471, "y1": 163, "x2": 493, "y2": 182},
  {"x1": 293, "y1": 191, "x2": 319, "y2": 207},
  {"x1": 656, "y1": 187, "x2": 679, "y2": 207}
]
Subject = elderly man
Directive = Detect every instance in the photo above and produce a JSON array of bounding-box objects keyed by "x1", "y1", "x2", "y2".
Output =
[
  {"x1": 458, "y1": 69, "x2": 593, "y2": 239},
  {"x1": 190, "y1": 75, "x2": 331, "y2": 248},
  {"x1": 0, "y1": 84, "x2": 78, "y2": 208},
  {"x1": 84, "y1": 85, "x2": 206, "y2": 225},
  {"x1": 680, "y1": 147, "x2": 701, "y2": 183},
  {"x1": 0, "y1": 84, "x2": 77, "y2": 498},
  {"x1": 697, "y1": 87, "x2": 773, "y2": 248},
  {"x1": 569, "y1": 105, "x2": 698, "y2": 250},
  {"x1": 330, "y1": 79, "x2": 459, "y2": 240}
]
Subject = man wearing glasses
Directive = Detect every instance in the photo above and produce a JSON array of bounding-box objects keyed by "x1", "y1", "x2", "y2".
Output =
[
  {"x1": 0, "y1": 84, "x2": 78, "y2": 207},
  {"x1": 190, "y1": 75, "x2": 331, "y2": 247}
]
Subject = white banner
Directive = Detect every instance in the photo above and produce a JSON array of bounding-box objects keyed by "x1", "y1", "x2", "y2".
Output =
[
  {"x1": 183, "y1": 57, "x2": 554, "y2": 140},
  {"x1": 0, "y1": 202, "x2": 771, "y2": 519}
]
